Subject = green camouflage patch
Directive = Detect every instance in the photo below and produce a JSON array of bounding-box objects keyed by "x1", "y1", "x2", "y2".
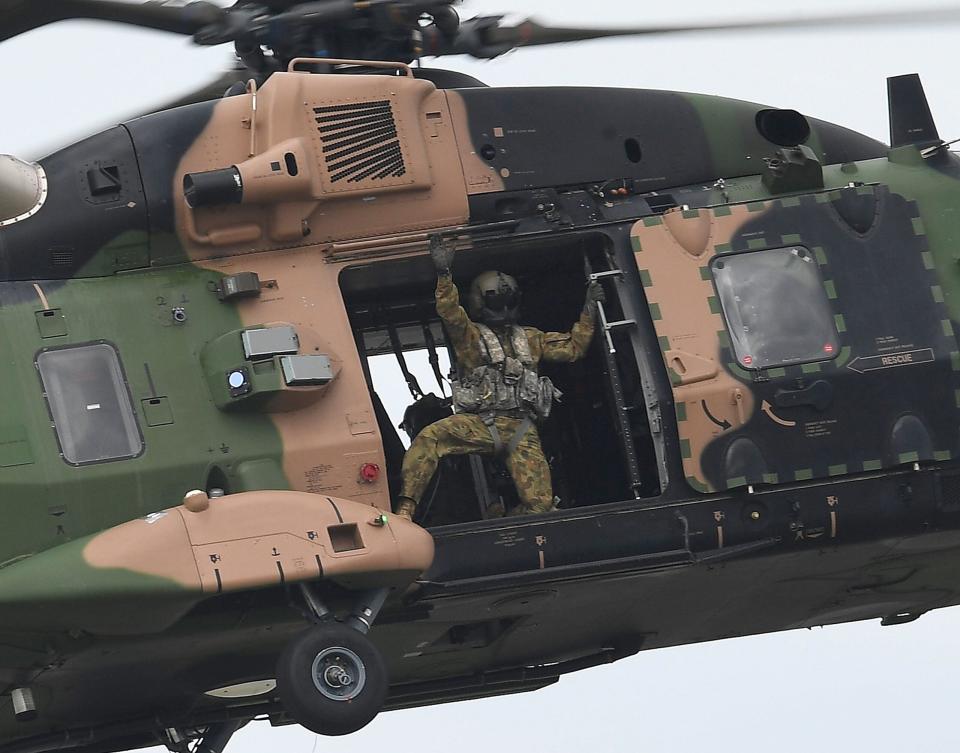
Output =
[
  {"x1": 794, "y1": 469, "x2": 814, "y2": 481},
  {"x1": 912, "y1": 216, "x2": 926, "y2": 235},
  {"x1": 898, "y1": 451, "x2": 920, "y2": 464},
  {"x1": 676, "y1": 401, "x2": 688, "y2": 422},
  {"x1": 642, "y1": 216, "x2": 663, "y2": 227},
  {"x1": 834, "y1": 313, "x2": 847, "y2": 333},
  {"x1": 713, "y1": 205, "x2": 732, "y2": 217},
  {"x1": 828, "y1": 464, "x2": 848, "y2": 476},
  {"x1": 834, "y1": 346, "x2": 853, "y2": 369},
  {"x1": 862, "y1": 460, "x2": 883, "y2": 471}
]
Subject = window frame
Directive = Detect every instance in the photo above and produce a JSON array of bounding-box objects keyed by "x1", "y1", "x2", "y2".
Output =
[
  {"x1": 710, "y1": 245, "x2": 841, "y2": 372},
  {"x1": 35, "y1": 340, "x2": 145, "y2": 467}
]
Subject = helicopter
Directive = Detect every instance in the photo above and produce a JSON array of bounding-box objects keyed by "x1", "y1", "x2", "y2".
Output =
[{"x1": 4, "y1": 2, "x2": 960, "y2": 752}]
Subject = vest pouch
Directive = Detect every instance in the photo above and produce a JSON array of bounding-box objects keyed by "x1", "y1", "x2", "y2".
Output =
[
  {"x1": 519, "y1": 371, "x2": 557, "y2": 420},
  {"x1": 451, "y1": 381, "x2": 481, "y2": 413},
  {"x1": 503, "y1": 357, "x2": 523, "y2": 384},
  {"x1": 494, "y1": 377, "x2": 521, "y2": 411}
]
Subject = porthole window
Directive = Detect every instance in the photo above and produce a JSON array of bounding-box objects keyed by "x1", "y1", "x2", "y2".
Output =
[
  {"x1": 37, "y1": 343, "x2": 143, "y2": 465},
  {"x1": 711, "y1": 246, "x2": 839, "y2": 370}
]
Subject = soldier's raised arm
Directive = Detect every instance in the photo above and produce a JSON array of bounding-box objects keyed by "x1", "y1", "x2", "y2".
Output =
[
  {"x1": 540, "y1": 280, "x2": 605, "y2": 363},
  {"x1": 430, "y1": 234, "x2": 480, "y2": 364}
]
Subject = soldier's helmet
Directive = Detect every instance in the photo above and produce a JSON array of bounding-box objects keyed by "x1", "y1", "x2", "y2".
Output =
[{"x1": 467, "y1": 270, "x2": 521, "y2": 326}]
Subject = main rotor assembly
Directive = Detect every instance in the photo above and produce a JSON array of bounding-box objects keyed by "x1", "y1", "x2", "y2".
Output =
[
  {"x1": 5, "y1": 0, "x2": 960, "y2": 112},
  {"x1": 8, "y1": 0, "x2": 960, "y2": 72}
]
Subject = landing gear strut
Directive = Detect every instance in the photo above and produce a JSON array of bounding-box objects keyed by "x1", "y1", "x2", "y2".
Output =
[{"x1": 275, "y1": 586, "x2": 390, "y2": 736}]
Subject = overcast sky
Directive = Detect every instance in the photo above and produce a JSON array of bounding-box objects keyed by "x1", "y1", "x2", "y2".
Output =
[{"x1": 4, "y1": 1, "x2": 960, "y2": 751}]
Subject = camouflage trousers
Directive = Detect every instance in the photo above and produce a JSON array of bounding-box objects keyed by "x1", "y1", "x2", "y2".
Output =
[{"x1": 399, "y1": 413, "x2": 553, "y2": 514}]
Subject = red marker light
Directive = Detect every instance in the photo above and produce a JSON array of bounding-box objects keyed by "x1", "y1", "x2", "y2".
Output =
[
  {"x1": 824, "y1": 343, "x2": 835, "y2": 354},
  {"x1": 742, "y1": 355, "x2": 754, "y2": 366},
  {"x1": 360, "y1": 463, "x2": 380, "y2": 483}
]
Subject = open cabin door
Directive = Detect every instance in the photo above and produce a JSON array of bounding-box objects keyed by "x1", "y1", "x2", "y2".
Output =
[{"x1": 632, "y1": 186, "x2": 960, "y2": 493}]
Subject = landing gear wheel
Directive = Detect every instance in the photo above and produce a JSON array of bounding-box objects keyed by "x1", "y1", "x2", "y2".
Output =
[{"x1": 276, "y1": 623, "x2": 388, "y2": 736}]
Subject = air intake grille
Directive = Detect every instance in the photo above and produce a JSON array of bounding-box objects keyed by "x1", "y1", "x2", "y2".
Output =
[{"x1": 314, "y1": 100, "x2": 406, "y2": 184}]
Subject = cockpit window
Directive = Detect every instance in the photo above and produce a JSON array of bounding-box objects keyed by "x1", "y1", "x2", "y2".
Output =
[
  {"x1": 37, "y1": 343, "x2": 143, "y2": 465},
  {"x1": 712, "y1": 246, "x2": 839, "y2": 370}
]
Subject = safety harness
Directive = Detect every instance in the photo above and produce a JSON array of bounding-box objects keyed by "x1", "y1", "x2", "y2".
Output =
[{"x1": 451, "y1": 323, "x2": 560, "y2": 457}]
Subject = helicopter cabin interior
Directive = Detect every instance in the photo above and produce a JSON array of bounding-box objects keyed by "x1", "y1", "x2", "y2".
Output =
[{"x1": 339, "y1": 233, "x2": 662, "y2": 526}]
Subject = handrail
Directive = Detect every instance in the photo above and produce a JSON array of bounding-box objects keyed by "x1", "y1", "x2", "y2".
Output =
[{"x1": 287, "y1": 57, "x2": 414, "y2": 77}]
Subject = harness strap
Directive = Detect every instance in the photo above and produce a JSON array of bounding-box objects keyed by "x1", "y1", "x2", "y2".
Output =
[
  {"x1": 481, "y1": 413, "x2": 504, "y2": 455},
  {"x1": 475, "y1": 323, "x2": 506, "y2": 365},
  {"x1": 387, "y1": 321, "x2": 423, "y2": 400},
  {"x1": 422, "y1": 322, "x2": 446, "y2": 396},
  {"x1": 505, "y1": 416, "x2": 534, "y2": 458},
  {"x1": 509, "y1": 325, "x2": 534, "y2": 367}
]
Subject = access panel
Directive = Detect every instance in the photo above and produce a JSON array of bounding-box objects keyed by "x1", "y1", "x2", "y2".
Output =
[{"x1": 633, "y1": 185, "x2": 960, "y2": 492}]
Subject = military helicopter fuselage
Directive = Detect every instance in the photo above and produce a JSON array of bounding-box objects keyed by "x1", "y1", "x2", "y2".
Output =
[{"x1": 3, "y1": 57, "x2": 960, "y2": 753}]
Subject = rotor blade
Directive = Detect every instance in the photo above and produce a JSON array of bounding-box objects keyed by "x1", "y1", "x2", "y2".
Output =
[
  {"x1": 446, "y1": 7, "x2": 960, "y2": 58},
  {"x1": 0, "y1": 0, "x2": 226, "y2": 44}
]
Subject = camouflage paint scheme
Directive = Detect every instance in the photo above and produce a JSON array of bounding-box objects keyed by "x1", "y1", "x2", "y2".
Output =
[
  {"x1": 4, "y1": 64, "x2": 960, "y2": 750},
  {"x1": 635, "y1": 186, "x2": 960, "y2": 492}
]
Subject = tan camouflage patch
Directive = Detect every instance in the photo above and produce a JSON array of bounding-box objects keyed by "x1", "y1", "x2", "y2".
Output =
[{"x1": 632, "y1": 205, "x2": 767, "y2": 492}]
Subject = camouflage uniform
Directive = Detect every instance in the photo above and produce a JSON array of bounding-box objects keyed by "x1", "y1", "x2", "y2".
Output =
[{"x1": 398, "y1": 273, "x2": 596, "y2": 516}]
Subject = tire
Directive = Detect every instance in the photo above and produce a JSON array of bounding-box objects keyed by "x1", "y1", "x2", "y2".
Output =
[{"x1": 276, "y1": 623, "x2": 389, "y2": 736}]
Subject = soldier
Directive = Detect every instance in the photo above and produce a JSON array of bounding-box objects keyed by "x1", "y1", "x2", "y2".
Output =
[{"x1": 394, "y1": 235, "x2": 605, "y2": 521}]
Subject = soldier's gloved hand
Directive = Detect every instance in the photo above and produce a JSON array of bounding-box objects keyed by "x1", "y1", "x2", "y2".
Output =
[
  {"x1": 429, "y1": 234, "x2": 456, "y2": 276},
  {"x1": 585, "y1": 280, "x2": 606, "y2": 308}
]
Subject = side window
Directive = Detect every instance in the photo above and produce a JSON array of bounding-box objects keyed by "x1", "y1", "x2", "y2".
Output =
[
  {"x1": 37, "y1": 343, "x2": 143, "y2": 465},
  {"x1": 712, "y1": 246, "x2": 839, "y2": 370}
]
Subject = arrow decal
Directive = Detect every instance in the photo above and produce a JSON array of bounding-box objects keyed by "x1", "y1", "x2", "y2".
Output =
[
  {"x1": 846, "y1": 348, "x2": 934, "y2": 374},
  {"x1": 701, "y1": 400, "x2": 731, "y2": 430},
  {"x1": 761, "y1": 400, "x2": 796, "y2": 427}
]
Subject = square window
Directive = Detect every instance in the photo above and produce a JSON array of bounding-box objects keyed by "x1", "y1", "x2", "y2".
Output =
[
  {"x1": 712, "y1": 246, "x2": 839, "y2": 370},
  {"x1": 37, "y1": 343, "x2": 143, "y2": 465}
]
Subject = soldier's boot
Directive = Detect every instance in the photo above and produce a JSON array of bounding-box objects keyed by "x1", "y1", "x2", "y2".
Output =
[{"x1": 394, "y1": 497, "x2": 417, "y2": 521}]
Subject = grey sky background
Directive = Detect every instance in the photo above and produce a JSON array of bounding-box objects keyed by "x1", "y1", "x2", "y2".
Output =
[{"x1": 4, "y1": 0, "x2": 960, "y2": 750}]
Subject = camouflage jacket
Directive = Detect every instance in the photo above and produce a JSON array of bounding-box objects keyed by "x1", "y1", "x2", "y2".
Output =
[{"x1": 436, "y1": 273, "x2": 596, "y2": 373}]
